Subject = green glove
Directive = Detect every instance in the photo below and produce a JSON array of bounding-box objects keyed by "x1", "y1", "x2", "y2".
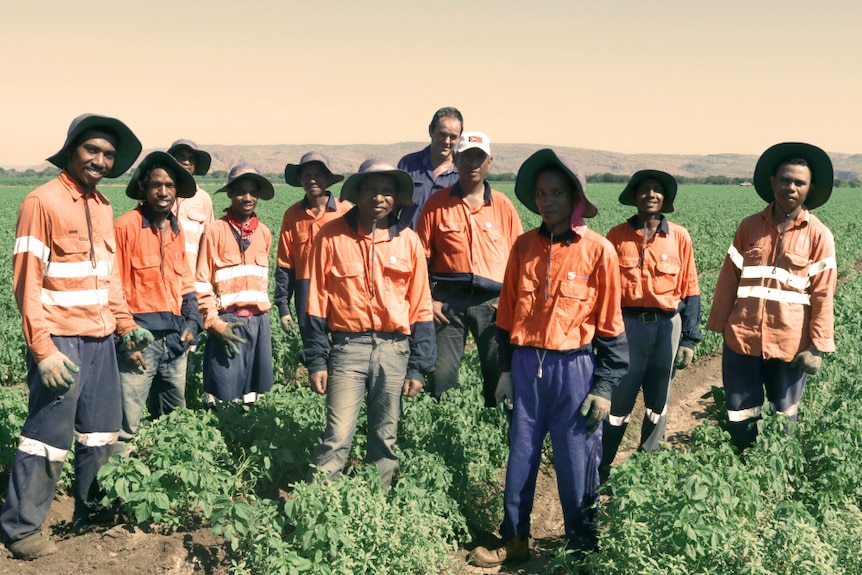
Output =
[
  {"x1": 675, "y1": 347, "x2": 694, "y2": 369},
  {"x1": 215, "y1": 322, "x2": 248, "y2": 358},
  {"x1": 37, "y1": 351, "x2": 79, "y2": 392},
  {"x1": 790, "y1": 348, "x2": 821, "y2": 375},
  {"x1": 579, "y1": 392, "x2": 611, "y2": 433},
  {"x1": 122, "y1": 327, "x2": 154, "y2": 352}
]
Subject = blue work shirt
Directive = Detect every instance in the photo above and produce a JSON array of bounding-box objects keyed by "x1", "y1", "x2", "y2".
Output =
[{"x1": 397, "y1": 145, "x2": 459, "y2": 229}]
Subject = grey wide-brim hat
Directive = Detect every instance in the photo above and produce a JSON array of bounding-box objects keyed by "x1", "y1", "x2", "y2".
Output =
[
  {"x1": 340, "y1": 158, "x2": 413, "y2": 207},
  {"x1": 619, "y1": 169, "x2": 678, "y2": 213},
  {"x1": 515, "y1": 148, "x2": 598, "y2": 217},
  {"x1": 125, "y1": 151, "x2": 197, "y2": 200},
  {"x1": 47, "y1": 113, "x2": 142, "y2": 178},
  {"x1": 216, "y1": 165, "x2": 275, "y2": 200},
  {"x1": 753, "y1": 142, "x2": 833, "y2": 209},
  {"x1": 284, "y1": 151, "x2": 344, "y2": 187},
  {"x1": 167, "y1": 139, "x2": 212, "y2": 176}
]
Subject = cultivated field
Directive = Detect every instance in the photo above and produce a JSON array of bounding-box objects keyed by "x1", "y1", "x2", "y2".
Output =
[{"x1": 1, "y1": 182, "x2": 861, "y2": 574}]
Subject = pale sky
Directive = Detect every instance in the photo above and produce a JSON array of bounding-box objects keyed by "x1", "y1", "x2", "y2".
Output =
[{"x1": 2, "y1": 0, "x2": 860, "y2": 167}]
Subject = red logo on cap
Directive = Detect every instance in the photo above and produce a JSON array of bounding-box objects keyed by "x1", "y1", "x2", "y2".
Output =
[{"x1": 468, "y1": 136, "x2": 484, "y2": 143}]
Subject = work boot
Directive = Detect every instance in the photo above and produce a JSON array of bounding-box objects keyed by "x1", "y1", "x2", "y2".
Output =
[
  {"x1": 7, "y1": 532, "x2": 58, "y2": 560},
  {"x1": 469, "y1": 533, "x2": 530, "y2": 567}
]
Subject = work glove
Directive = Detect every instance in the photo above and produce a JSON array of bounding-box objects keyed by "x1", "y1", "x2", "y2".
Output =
[
  {"x1": 495, "y1": 372, "x2": 514, "y2": 417},
  {"x1": 37, "y1": 351, "x2": 79, "y2": 392},
  {"x1": 279, "y1": 314, "x2": 294, "y2": 333},
  {"x1": 790, "y1": 348, "x2": 821, "y2": 375},
  {"x1": 675, "y1": 346, "x2": 694, "y2": 369},
  {"x1": 579, "y1": 393, "x2": 611, "y2": 435},
  {"x1": 121, "y1": 327, "x2": 154, "y2": 352},
  {"x1": 214, "y1": 322, "x2": 248, "y2": 358}
]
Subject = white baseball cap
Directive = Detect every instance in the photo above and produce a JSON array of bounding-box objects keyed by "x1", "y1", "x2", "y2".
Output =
[{"x1": 456, "y1": 131, "x2": 491, "y2": 156}]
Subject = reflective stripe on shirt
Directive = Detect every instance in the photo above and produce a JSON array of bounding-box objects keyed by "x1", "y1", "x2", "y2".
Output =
[
  {"x1": 44, "y1": 260, "x2": 112, "y2": 279},
  {"x1": 736, "y1": 285, "x2": 811, "y2": 305},
  {"x1": 42, "y1": 288, "x2": 109, "y2": 307},
  {"x1": 14, "y1": 235, "x2": 50, "y2": 263},
  {"x1": 218, "y1": 290, "x2": 270, "y2": 308},
  {"x1": 214, "y1": 264, "x2": 268, "y2": 283}
]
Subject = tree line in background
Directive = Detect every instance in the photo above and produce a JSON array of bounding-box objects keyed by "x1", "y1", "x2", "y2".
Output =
[{"x1": 1, "y1": 166, "x2": 861, "y2": 188}]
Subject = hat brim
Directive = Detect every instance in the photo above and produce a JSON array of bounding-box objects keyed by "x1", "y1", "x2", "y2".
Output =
[
  {"x1": 167, "y1": 144, "x2": 212, "y2": 176},
  {"x1": 217, "y1": 173, "x2": 274, "y2": 201},
  {"x1": 284, "y1": 161, "x2": 345, "y2": 188},
  {"x1": 515, "y1": 149, "x2": 597, "y2": 218},
  {"x1": 753, "y1": 142, "x2": 833, "y2": 209},
  {"x1": 47, "y1": 115, "x2": 141, "y2": 178},
  {"x1": 619, "y1": 169, "x2": 677, "y2": 213},
  {"x1": 126, "y1": 152, "x2": 197, "y2": 201},
  {"x1": 340, "y1": 170, "x2": 413, "y2": 207}
]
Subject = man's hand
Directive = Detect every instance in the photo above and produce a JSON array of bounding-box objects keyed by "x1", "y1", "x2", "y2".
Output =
[
  {"x1": 125, "y1": 351, "x2": 148, "y2": 372},
  {"x1": 121, "y1": 327, "x2": 154, "y2": 352},
  {"x1": 37, "y1": 351, "x2": 79, "y2": 392},
  {"x1": 279, "y1": 314, "x2": 294, "y2": 333},
  {"x1": 214, "y1": 322, "x2": 247, "y2": 358},
  {"x1": 579, "y1": 393, "x2": 611, "y2": 434},
  {"x1": 495, "y1": 372, "x2": 514, "y2": 412},
  {"x1": 402, "y1": 378, "x2": 424, "y2": 397},
  {"x1": 675, "y1": 347, "x2": 694, "y2": 369},
  {"x1": 309, "y1": 370, "x2": 328, "y2": 395},
  {"x1": 790, "y1": 347, "x2": 822, "y2": 375},
  {"x1": 432, "y1": 300, "x2": 449, "y2": 328},
  {"x1": 180, "y1": 330, "x2": 195, "y2": 346}
]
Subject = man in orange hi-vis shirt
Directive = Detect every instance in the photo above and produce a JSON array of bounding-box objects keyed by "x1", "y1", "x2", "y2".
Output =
[
  {"x1": 707, "y1": 142, "x2": 836, "y2": 451},
  {"x1": 2, "y1": 114, "x2": 153, "y2": 560}
]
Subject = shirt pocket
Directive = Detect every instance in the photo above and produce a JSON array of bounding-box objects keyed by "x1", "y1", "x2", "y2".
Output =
[
  {"x1": 618, "y1": 255, "x2": 641, "y2": 293},
  {"x1": 652, "y1": 257, "x2": 680, "y2": 295},
  {"x1": 555, "y1": 279, "x2": 595, "y2": 335},
  {"x1": 781, "y1": 251, "x2": 810, "y2": 290},
  {"x1": 131, "y1": 254, "x2": 164, "y2": 285},
  {"x1": 51, "y1": 236, "x2": 90, "y2": 261}
]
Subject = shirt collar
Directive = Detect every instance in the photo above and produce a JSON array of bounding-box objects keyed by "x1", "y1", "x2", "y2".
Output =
[
  {"x1": 140, "y1": 203, "x2": 180, "y2": 234},
  {"x1": 300, "y1": 191, "x2": 338, "y2": 212},
  {"x1": 626, "y1": 214, "x2": 669, "y2": 234},
  {"x1": 449, "y1": 180, "x2": 492, "y2": 204}
]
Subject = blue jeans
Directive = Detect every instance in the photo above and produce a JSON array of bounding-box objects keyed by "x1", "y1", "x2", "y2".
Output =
[
  {"x1": 1, "y1": 335, "x2": 120, "y2": 543},
  {"x1": 117, "y1": 336, "x2": 187, "y2": 447},
  {"x1": 309, "y1": 332, "x2": 409, "y2": 487}
]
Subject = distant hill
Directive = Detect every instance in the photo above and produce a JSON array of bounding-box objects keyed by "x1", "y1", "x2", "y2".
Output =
[{"x1": 19, "y1": 143, "x2": 862, "y2": 180}]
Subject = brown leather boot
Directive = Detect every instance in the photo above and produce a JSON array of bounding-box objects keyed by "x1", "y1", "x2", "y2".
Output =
[{"x1": 469, "y1": 534, "x2": 530, "y2": 567}]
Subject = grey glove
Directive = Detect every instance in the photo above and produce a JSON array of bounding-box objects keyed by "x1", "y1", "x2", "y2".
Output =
[
  {"x1": 36, "y1": 351, "x2": 79, "y2": 392},
  {"x1": 279, "y1": 314, "x2": 294, "y2": 333},
  {"x1": 675, "y1": 347, "x2": 694, "y2": 369},
  {"x1": 495, "y1": 372, "x2": 514, "y2": 419},
  {"x1": 790, "y1": 348, "x2": 821, "y2": 375},
  {"x1": 579, "y1": 393, "x2": 610, "y2": 434},
  {"x1": 214, "y1": 322, "x2": 248, "y2": 358}
]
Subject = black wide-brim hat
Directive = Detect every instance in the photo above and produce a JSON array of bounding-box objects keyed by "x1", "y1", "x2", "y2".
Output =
[
  {"x1": 619, "y1": 169, "x2": 678, "y2": 213},
  {"x1": 126, "y1": 151, "x2": 197, "y2": 200},
  {"x1": 753, "y1": 142, "x2": 833, "y2": 209},
  {"x1": 340, "y1": 158, "x2": 413, "y2": 207},
  {"x1": 47, "y1": 113, "x2": 142, "y2": 178},
  {"x1": 167, "y1": 139, "x2": 212, "y2": 176},
  {"x1": 514, "y1": 148, "x2": 598, "y2": 217},
  {"x1": 284, "y1": 151, "x2": 344, "y2": 187}
]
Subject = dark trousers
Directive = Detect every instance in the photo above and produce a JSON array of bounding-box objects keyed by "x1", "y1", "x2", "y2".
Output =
[{"x1": 427, "y1": 286, "x2": 500, "y2": 407}]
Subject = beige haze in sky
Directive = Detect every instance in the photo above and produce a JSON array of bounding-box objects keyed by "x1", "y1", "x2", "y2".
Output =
[{"x1": 1, "y1": 0, "x2": 860, "y2": 167}]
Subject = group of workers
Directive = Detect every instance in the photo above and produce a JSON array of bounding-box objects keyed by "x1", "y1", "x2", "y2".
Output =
[{"x1": 1, "y1": 109, "x2": 836, "y2": 566}]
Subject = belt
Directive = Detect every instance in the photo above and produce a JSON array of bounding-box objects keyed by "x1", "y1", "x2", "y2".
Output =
[
  {"x1": 434, "y1": 283, "x2": 499, "y2": 297},
  {"x1": 623, "y1": 311, "x2": 671, "y2": 324},
  {"x1": 331, "y1": 331, "x2": 407, "y2": 344}
]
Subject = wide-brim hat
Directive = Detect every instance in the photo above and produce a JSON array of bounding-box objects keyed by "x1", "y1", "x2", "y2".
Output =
[
  {"x1": 753, "y1": 142, "x2": 833, "y2": 209},
  {"x1": 216, "y1": 165, "x2": 275, "y2": 200},
  {"x1": 125, "y1": 151, "x2": 197, "y2": 200},
  {"x1": 515, "y1": 148, "x2": 598, "y2": 218},
  {"x1": 284, "y1": 151, "x2": 344, "y2": 187},
  {"x1": 167, "y1": 139, "x2": 212, "y2": 176},
  {"x1": 340, "y1": 158, "x2": 414, "y2": 207},
  {"x1": 619, "y1": 169, "x2": 678, "y2": 213},
  {"x1": 47, "y1": 113, "x2": 141, "y2": 178}
]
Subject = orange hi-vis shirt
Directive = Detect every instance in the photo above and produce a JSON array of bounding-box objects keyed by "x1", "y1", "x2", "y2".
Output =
[
  {"x1": 706, "y1": 204, "x2": 836, "y2": 361},
  {"x1": 174, "y1": 185, "x2": 214, "y2": 270},
  {"x1": 497, "y1": 227, "x2": 625, "y2": 353},
  {"x1": 13, "y1": 172, "x2": 137, "y2": 362},
  {"x1": 114, "y1": 206, "x2": 195, "y2": 318},
  {"x1": 606, "y1": 217, "x2": 700, "y2": 311},
  {"x1": 195, "y1": 215, "x2": 272, "y2": 333},
  {"x1": 416, "y1": 181, "x2": 523, "y2": 292}
]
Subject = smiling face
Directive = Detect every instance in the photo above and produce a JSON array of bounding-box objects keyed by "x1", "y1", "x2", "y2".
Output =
[
  {"x1": 143, "y1": 167, "x2": 178, "y2": 217},
  {"x1": 356, "y1": 174, "x2": 396, "y2": 229},
  {"x1": 534, "y1": 168, "x2": 576, "y2": 235},
  {"x1": 299, "y1": 162, "x2": 331, "y2": 200},
  {"x1": 770, "y1": 162, "x2": 812, "y2": 216},
  {"x1": 634, "y1": 178, "x2": 665, "y2": 217},
  {"x1": 65, "y1": 130, "x2": 117, "y2": 191},
  {"x1": 228, "y1": 178, "x2": 261, "y2": 220},
  {"x1": 429, "y1": 116, "x2": 462, "y2": 164}
]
